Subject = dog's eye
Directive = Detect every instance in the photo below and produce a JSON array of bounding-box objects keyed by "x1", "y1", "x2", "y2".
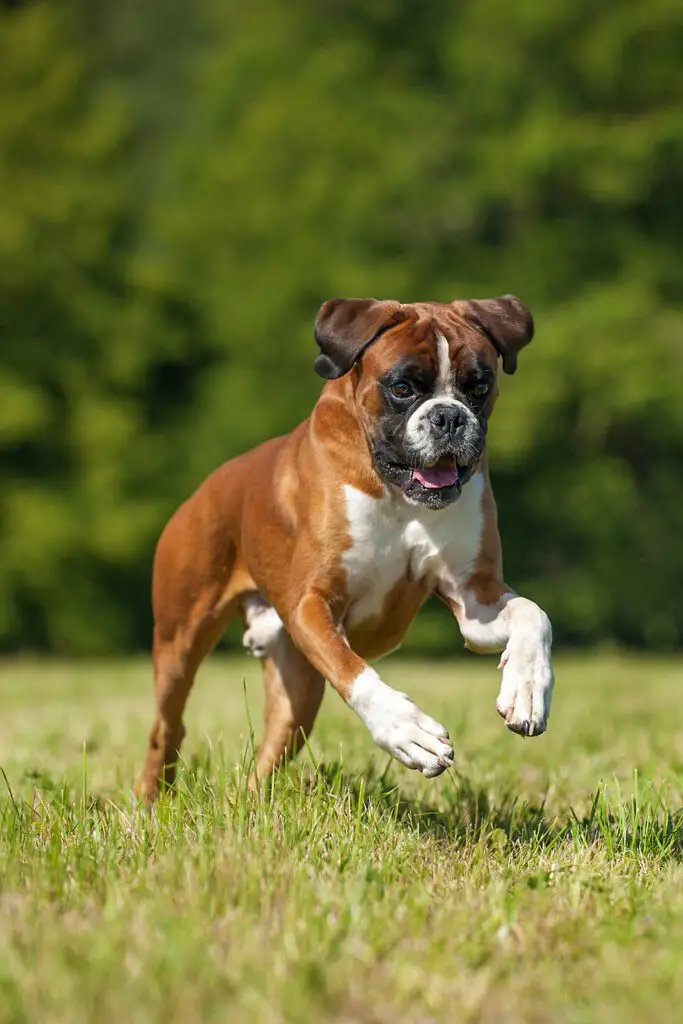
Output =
[
  {"x1": 389, "y1": 381, "x2": 414, "y2": 400},
  {"x1": 472, "y1": 383, "x2": 490, "y2": 397}
]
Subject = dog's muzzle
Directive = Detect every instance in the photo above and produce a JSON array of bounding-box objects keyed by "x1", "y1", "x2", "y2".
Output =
[{"x1": 372, "y1": 399, "x2": 486, "y2": 509}]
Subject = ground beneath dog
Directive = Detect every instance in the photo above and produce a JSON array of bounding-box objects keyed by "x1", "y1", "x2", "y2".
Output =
[{"x1": 1, "y1": 653, "x2": 682, "y2": 1023}]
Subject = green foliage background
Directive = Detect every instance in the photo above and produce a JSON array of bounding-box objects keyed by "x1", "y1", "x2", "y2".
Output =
[{"x1": 2, "y1": 0, "x2": 683, "y2": 653}]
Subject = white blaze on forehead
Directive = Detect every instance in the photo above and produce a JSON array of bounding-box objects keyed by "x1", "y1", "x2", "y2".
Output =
[
  {"x1": 435, "y1": 330, "x2": 452, "y2": 395},
  {"x1": 403, "y1": 326, "x2": 472, "y2": 454}
]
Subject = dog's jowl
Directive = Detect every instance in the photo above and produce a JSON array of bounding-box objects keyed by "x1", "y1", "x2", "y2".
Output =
[{"x1": 139, "y1": 294, "x2": 554, "y2": 801}]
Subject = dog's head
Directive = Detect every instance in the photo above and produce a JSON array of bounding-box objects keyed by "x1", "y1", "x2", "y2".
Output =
[{"x1": 314, "y1": 295, "x2": 534, "y2": 509}]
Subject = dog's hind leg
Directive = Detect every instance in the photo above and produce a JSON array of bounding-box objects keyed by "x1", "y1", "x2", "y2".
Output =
[
  {"x1": 138, "y1": 607, "x2": 232, "y2": 803},
  {"x1": 138, "y1": 490, "x2": 245, "y2": 802},
  {"x1": 242, "y1": 596, "x2": 325, "y2": 784}
]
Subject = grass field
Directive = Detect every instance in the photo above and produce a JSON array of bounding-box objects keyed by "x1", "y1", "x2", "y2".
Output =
[{"x1": 1, "y1": 652, "x2": 682, "y2": 1023}]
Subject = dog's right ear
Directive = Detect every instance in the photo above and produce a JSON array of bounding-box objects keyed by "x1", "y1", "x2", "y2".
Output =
[{"x1": 314, "y1": 298, "x2": 406, "y2": 379}]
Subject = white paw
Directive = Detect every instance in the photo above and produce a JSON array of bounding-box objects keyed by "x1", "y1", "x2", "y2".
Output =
[
  {"x1": 242, "y1": 599, "x2": 283, "y2": 659},
  {"x1": 496, "y1": 644, "x2": 554, "y2": 737},
  {"x1": 348, "y1": 669, "x2": 454, "y2": 777}
]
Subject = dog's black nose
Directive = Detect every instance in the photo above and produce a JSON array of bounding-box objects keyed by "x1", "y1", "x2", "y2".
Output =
[{"x1": 427, "y1": 403, "x2": 465, "y2": 436}]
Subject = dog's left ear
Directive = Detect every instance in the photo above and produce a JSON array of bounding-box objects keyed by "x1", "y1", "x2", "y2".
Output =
[
  {"x1": 314, "y1": 298, "x2": 407, "y2": 379},
  {"x1": 463, "y1": 295, "x2": 534, "y2": 375}
]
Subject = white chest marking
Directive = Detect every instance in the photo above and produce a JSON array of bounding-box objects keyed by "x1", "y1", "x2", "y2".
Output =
[{"x1": 341, "y1": 473, "x2": 485, "y2": 626}]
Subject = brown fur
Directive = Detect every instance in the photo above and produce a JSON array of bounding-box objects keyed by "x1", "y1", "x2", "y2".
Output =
[{"x1": 138, "y1": 299, "x2": 530, "y2": 801}]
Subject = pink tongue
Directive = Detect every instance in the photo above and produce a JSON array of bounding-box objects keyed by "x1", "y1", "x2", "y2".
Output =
[{"x1": 412, "y1": 466, "x2": 459, "y2": 489}]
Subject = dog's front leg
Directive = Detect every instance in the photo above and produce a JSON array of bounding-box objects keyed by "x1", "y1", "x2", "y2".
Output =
[
  {"x1": 445, "y1": 576, "x2": 554, "y2": 737},
  {"x1": 288, "y1": 591, "x2": 454, "y2": 777}
]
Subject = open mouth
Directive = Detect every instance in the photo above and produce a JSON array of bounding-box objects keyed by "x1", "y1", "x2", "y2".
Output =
[
  {"x1": 371, "y1": 445, "x2": 473, "y2": 508},
  {"x1": 410, "y1": 458, "x2": 460, "y2": 490}
]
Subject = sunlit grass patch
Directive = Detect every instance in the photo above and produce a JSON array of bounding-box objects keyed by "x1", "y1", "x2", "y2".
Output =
[{"x1": 1, "y1": 654, "x2": 682, "y2": 1023}]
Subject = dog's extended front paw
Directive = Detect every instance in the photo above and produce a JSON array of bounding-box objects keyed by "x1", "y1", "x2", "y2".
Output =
[
  {"x1": 375, "y1": 694, "x2": 455, "y2": 777},
  {"x1": 495, "y1": 646, "x2": 554, "y2": 737},
  {"x1": 348, "y1": 669, "x2": 454, "y2": 777}
]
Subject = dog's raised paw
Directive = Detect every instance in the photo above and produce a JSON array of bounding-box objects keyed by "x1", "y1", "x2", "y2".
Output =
[{"x1": 496, "y1": 649, "x2": 553, "y2": 738}]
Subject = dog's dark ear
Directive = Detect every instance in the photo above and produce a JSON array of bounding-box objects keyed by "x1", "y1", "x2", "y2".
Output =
[
  {"x1": 314, "y1": 298, "x2": 406, "y2": 379},
  {"x1": 463, "y1": 295, "x2": 534, "y2": 375}
]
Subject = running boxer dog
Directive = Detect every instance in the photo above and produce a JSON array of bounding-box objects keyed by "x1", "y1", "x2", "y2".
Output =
[{"x1": 138, "y1": 295, "x2": 554, "y2": 801}]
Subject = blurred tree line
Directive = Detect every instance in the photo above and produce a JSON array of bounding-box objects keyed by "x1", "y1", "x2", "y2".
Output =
[{"x1": 2, "y1": 0, "x2": 683, "y2": 654}]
